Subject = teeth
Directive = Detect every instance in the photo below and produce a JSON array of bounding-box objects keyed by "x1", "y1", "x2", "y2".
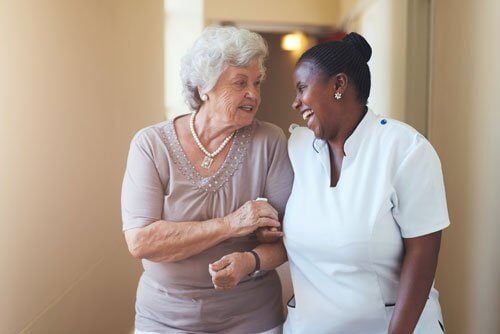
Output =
[
  {"x1": 240, "y1": 106, "x2": 253, "y2": 111},
  {"x1": 302, "y1": 110, "x2": 313, "y2": 120}
]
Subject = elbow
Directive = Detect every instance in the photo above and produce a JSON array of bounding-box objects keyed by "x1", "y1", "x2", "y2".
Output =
[
  {"x1": 128, "y1": 239, "x2": 145, "y2": 260},
  {"x1": 124, "y1": 227, "x2": 180, "y2": 262},
  {"x1": 125, "y1": 230, "x2": 146, "y2": 260},
  {"x1": 128, "y1": 244, "x2": 144, "y2": 260}
]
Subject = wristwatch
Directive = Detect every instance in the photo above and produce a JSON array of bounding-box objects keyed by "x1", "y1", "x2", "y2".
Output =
[{"x1": 248, "y1": 250, "x2": 264, "y2": 278}]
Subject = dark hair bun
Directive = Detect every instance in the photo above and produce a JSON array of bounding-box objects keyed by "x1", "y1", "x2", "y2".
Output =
[{"x1": 343, "y1": 32, "x2": 372, "y2": 63}]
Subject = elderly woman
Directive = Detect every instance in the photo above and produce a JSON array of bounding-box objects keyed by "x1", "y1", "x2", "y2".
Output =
[
  {"x1": 217, "y1": 33, "x2": 450, "y2": 334},
  {"x1": 121, "y1": 26, "x2": 293, "y2": 334}
]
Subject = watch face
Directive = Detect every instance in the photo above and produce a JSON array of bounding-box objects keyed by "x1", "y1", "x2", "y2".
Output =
[{"x1": 249, "y1": 270, "x2": 264, "y2": 278}]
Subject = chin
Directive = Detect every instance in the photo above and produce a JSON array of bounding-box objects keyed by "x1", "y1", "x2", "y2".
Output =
[
  {"x1": 236, "y1": 113, "x2": 257, "y2": 127},
  {"x1": 307, "y1": 121, "x2": 323, "y2": 139}
]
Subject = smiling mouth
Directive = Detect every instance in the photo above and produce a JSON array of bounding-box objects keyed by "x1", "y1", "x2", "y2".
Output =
[
  {"x1": 238, "y1": 105, "x2": 255, "y2": 112},
  {"x1": 302, "y1": 110, "x2": 313, "y2": 120}
]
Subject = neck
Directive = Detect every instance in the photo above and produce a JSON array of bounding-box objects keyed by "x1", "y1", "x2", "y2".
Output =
[
  {"x1": 194, "y1": 106, "x2": 238, "y2": 143},
  {"x1": 327, "y1": 104, "x2": 367, "y2": 151}
]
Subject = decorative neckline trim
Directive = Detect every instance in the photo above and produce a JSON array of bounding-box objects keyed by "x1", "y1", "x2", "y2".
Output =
[{"x1": 159, "y1": 119, "x2": 255, "y2": 192}]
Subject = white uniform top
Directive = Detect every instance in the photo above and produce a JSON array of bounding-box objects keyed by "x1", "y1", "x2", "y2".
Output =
[{"x1": 283, "y1": 109, "x2": 450, "y2": 334}]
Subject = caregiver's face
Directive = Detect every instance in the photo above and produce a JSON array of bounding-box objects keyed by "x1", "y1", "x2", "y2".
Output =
[{"x1": 292, "y1": 61, "x2": 336, "y2": 140}]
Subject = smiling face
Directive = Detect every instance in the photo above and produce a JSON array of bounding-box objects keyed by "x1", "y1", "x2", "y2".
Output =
[
  {"x1": 292, "y1": 61, "x2": 339, "y2": 140},
  {"x1": 206, "y1": 58, "x2": 263, "y2": 129}
]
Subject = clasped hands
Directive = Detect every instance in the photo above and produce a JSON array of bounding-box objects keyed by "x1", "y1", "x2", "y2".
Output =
[{"x1": 208, "y1": 199, "x2": 282, "y2": 290}]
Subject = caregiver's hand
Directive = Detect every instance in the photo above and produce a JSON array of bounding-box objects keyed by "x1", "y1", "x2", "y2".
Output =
[{"x1": 255, "y1": 226, "x2": 283, "y2": 243}]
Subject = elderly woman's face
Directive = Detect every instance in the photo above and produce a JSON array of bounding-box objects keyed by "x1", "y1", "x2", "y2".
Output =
[{"x1": 208, "y1": 58, "x2": 262, "y2": 128}]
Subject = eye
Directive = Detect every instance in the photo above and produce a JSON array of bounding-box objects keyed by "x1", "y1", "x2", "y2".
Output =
[
  {"x1": 297, "y1": 84, "x2": 306, "y2": 93},
  {"x1": 234, "y1": 80, "x2": 246, "y2": 87},
  {"x1": 254, "y1": 80, "x2": 261, "y2": 87}
]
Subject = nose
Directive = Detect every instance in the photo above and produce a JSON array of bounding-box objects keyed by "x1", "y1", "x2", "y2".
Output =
[
  {"x1": 245, "y1": 86, "x2": 259, "y2": 100},
  {"x1": 292, "y1": 97, "x2": 301, "y2": 110}
]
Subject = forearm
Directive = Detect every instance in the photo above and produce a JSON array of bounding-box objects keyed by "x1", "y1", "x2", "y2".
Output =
[
  {"x1": 253, "y1": 240, "x2": 287, "y2": 271},
  {"x1": 388, "y1": 232, "x2": 441, "y2": 334},
  {"x1": 208, "y1": 240, "x2": 287, "y2": 289},
  {"x1": 126, "y1": 218, "x2": 232, "y2": 262}
]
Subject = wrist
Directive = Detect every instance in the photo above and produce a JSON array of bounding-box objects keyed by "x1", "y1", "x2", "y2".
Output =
[
  {"x1": 243, "y1": 251, "x2": 257, "y2": 275},
  {"x1": 221, "y1": 216, "x2": 236, "y2": 238}
]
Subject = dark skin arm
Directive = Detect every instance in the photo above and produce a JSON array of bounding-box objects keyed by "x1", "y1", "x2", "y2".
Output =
[{"x1": 388, "y1": 231, "x2": 442, "y2": 334}]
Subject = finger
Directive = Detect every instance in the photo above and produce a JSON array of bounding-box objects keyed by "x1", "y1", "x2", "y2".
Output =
[
  {"x1": 258, "y1": 217, "x2": 281, "y2": 229},
  {"x1": 215, "y1": 284, "x2": 233, "y2": 291},
  {"x1": 259, "y1": 205, "x2": 279, "y2": 220},
  {"x1": 260, "y1": 230, "x2": 284, "y2": 238},
  {"x1": 253, "y1": 201, "x2": 279, "y2": 220},
  {"x1": 209, "y1": 256, "x2": 231, "y2": 272},
  {"x1": 213, "y1": 276, "x2": 233, "y2": 289},
  {"x1": 212, "y1": 273, "x2": 229, "y2": 286},
  {"x1": 262, "y1": 202, "x2": 279, "y2": 218},
  {"x1": 214, "y1": 266, "x2": 233, "y2": 281}
]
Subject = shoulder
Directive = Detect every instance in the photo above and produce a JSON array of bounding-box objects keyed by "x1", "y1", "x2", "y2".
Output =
[
  {"x1": 289, "y1": 124, "x2": 313, "y2": 141},
  {"x1": 374, "y1": 114, "x2": 420, "y2": 142},
  {"x1": 371, "y1": 114, "x2": 440, "y2": 166},
  {"x1": 129, "y1": 120, "x2": 170, "y2": 155},
  {"x1": 288, "y1": 124, "x2": 315, "y2": 152},
  {"x1": 252, "y1": 119, "x2": 287, "y2": 144}
]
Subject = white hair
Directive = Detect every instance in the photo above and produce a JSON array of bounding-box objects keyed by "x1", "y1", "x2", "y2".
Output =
[{"x1": 180, "y1": 26, "x2": 268, "y2": 111}]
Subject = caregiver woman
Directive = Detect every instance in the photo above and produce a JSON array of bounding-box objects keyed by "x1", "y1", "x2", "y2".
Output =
[{"x1": 216, "y1": 32, "x2": 450, "y2": 334}]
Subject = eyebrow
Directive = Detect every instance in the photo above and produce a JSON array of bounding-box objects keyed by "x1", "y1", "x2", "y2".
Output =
[{"x1": 232, "y1": 73, "x2": 262, "y2": 80}]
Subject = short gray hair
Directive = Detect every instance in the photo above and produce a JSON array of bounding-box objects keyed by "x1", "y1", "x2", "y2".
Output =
[{"x1": 180, "y1": 26, "x2": 268, "y2": 111}]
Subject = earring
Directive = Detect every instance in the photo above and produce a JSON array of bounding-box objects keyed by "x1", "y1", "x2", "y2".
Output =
[
  {"x1": 334, "y1": 92, "x2": 342, "y2": 100},
  {"x1": 201, "y1": 94, "x2": 209, "y2": 102}
]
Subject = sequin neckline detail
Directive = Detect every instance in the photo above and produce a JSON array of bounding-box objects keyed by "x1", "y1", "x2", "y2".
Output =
[{"x1": 159, "y1": 119, "x2": 254, "y2": 192}]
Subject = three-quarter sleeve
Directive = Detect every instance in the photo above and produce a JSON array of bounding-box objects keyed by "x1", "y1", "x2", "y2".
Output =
[
  {"x1": 121, "y1": 130, "x2": 166, "y2": 231},
  {"x1": 263, "y1": 128, "x2": 294, "y2": 219},
  {"x1": 392, "y1": 134, "x2": 450, "y2": 238}
]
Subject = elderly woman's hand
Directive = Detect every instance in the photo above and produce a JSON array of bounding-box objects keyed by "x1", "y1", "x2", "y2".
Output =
[
  {"x1": 224, "y1": 200, "x2": 281, "y2": 237},
  {"x1": 255, "y1": 227, "x2": 283, "y2": 243},
  {"x1": 208, "y1": 252, "x2": 255, "y2": 290}
]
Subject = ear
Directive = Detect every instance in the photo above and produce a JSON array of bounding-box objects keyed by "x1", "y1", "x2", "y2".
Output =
[{"x1": 332, "y1": 73, "x2": 348, "y2": 94}]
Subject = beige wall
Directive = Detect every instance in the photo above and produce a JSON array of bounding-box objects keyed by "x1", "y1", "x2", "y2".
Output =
[
  {"x1": 205, "y1": 0, "x2": 340, "y2": 26},
  {"x1": 258, "y1": 33, "x2": 306, "y2": 136},
  {"x1": 430, "y1": 0, "x2": 500, "y2": 333},
  {"x1": 356, "y1": 0, "x2": 409, "y2": 122},
  {"x1": 164, "y1": 0, "x2": 204, "y2": 118},
  {"x1": 0, "y1": 0, "x2": 164, "y2": 333}
]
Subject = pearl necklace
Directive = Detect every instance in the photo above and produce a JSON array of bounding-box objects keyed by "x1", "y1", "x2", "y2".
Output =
[{"x1": 189, "y1": 111, "x2": 235, "y2": 169}]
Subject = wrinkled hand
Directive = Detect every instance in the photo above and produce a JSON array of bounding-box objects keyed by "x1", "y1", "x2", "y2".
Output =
[
  {"x1": 255, "y1": 226, "x2": 283, "y2": 243},
  {"x1": 224, "y1": 200, "x2": 280, "y2": 237},
  {"x1": 208, "y1": 252, "x2": 255, "y2": 290}
]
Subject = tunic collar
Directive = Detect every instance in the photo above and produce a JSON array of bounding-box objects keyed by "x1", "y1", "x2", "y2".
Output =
[
  {"x1": 343, "y1": 108, "x2": 377, "y2": 158},
  {"x1": 313, "y1": 108, "x2": 378, "y2": 158},
  {"x1": 313, "y1": 108, "x2": 378, "y2": 182}
]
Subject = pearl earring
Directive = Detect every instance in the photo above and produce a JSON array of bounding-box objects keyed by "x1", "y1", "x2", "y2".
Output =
[
  {"x1": 334, "y1": 92, "x2": 342, "y2": 100},
  {"x1": 201, "y1": 94, "x2": 209, "y2": 102}
]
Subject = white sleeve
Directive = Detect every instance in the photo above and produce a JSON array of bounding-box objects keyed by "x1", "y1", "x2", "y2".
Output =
[{"x1": 392, "y1": 135, "x2": 450, "y2": 238}]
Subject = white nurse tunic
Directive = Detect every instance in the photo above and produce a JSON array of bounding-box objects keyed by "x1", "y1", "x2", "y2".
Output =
[{"x1": 283, "y1": 109, "x2": 450, "y2": 334}]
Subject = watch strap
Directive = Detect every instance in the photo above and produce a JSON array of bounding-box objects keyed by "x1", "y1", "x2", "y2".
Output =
[{"x1": 249, "y1": 250, "x2": 260, "y2": 272}]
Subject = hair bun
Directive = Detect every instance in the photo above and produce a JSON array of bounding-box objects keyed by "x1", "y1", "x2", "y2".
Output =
[{"x1": 343, "y1": 32, "x2": 372, "y2": 63}]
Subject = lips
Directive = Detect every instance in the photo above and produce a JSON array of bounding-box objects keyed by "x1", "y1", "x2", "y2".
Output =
[
  {"x1": 238, "y1": 105, "x2": 255, "y2": 112},
  {"x1": 301, "y1": 109, "x2": 313, "y2": 120}
]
